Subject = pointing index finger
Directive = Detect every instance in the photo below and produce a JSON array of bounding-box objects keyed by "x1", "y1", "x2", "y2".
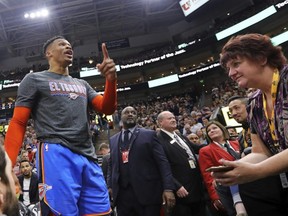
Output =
[{"x1": 102, "y1": 43, "x2": 110, "y2": 59}]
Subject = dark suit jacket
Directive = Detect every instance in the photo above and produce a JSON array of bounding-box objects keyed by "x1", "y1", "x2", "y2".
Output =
[
  {"x1": 18, "y1": 172, "x2": 39, "y2": 204},
  {"x1": 108, "y1": 127, "x2": 175, "y2": 206},
  {"x1": 157, "y1": 130, "x2": 205, "y2": 204},
  {"x1": 198, "y1": 140, "x2": 240, "y2": 201}
]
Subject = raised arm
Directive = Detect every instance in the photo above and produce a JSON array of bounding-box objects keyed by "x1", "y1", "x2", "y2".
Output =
[{"x1": 92, "y1": 43, "x2": 117, "y2": 114}]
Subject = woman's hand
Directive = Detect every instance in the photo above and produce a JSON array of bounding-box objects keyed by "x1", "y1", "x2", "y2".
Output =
[{"x1": 212, "y1": 159, "x2": 262, "y2": 186}]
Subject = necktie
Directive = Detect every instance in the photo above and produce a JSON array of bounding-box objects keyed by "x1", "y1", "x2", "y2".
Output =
[
  {"x1": 121, "y1": 130, "x2": 130, "y2": 150},
  {"x1": 123, "y1": 130, "x2": 130, "y2": 144},
  {"x1": 173, "y1": 132, "x2": 196, "y2": 161},
  {"x1": 224, "y1": 143, "x2": 240, "y2": 160}
]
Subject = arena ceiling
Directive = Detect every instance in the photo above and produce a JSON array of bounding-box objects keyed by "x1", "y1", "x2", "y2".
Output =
[
  {"x1": 0, "y1": 0, "x2": 256, "y2": 59},
  {"x1": 0, "y1": 0, "x2": 287, "y2": 100}
]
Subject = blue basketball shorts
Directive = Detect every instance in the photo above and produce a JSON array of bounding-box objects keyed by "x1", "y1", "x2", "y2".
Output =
[{"x1": 37, "y1": 143, "x2": 111, "y2": 216}]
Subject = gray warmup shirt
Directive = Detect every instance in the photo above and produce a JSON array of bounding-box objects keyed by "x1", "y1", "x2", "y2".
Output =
[{"x1": 16, "y1": 71, "x2": 99, "y2": 160}]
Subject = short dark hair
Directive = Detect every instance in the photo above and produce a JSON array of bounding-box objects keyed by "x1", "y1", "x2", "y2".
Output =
[
  {"x1": 228, "y1": 95, "x2": 248, "y2": 105},
  {"x1": 43, "y1": 35, "x2": 65, "y2": 54},
  {"x1": 19, "y1": 159, "x2": 31, "y2": 167}
]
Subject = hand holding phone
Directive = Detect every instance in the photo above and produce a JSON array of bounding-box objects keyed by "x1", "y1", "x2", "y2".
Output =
[{"x1": 206, "y1": 166, "x2": 233, "y2": 172}]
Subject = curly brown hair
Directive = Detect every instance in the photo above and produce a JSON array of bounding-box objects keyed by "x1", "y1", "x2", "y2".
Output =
[{"x1": 220, "y1": 33, "x2": 287, "y2": 72}]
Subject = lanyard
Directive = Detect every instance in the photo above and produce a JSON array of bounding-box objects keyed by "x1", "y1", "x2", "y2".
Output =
[
  {"x1": 262, "y1": 69, "x2": 280, "y2": 148},
  {"x1": 262, "y1": 70, "x2": 288, "y2": 188},
  {"x1": 242, "y1": 128, "x2": 250, "y2": 149}
]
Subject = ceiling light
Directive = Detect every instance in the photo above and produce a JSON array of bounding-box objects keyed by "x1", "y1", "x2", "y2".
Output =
[
  {"x1": 41, "y1": 9, "x2": 49, "y2": 17},
  {"x1": 30, "y1": 13, "x2": 36, "y2": 19},
  {"x1": 24, "y1": 8, "x2": 49, "y2": 19}
]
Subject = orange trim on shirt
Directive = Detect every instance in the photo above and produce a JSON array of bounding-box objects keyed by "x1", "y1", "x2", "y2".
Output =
[
  {"x1": 4, "y1": 106, "x2": 31, "y2": 166},
  {"x1": 92, "y1": 79, "x2": 117, "y2": 115}
]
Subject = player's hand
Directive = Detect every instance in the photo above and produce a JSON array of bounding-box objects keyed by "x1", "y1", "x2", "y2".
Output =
[{"x1": 97, "y1": 43, "x2": 117, "y2": 81}]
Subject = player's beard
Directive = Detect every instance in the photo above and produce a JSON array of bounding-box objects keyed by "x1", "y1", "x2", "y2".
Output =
[{"x1": 2, "y1": 187, "x2": 20, "y2": 216}]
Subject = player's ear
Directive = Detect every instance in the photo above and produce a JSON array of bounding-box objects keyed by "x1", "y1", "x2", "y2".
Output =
[{"x1": 45, "y1": 50, "x2": 52, "y2": 59}]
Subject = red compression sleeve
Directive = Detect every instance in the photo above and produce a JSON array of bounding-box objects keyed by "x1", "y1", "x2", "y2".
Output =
[
  {"x1": 92, "y1": 79, "x2": 117, "y2": 115},
  {"x1": 4, "y1": 107, "x2": 31, "y2": 166}
]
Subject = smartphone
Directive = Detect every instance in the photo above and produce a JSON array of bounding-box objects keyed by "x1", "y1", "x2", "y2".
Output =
[{"x1": 206, "y1": 166, "x2": 234, "y2": 172}]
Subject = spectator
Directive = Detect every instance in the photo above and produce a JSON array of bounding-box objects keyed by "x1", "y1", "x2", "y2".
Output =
[
  {"x1": 183, "y1": 122, "x2": 193, "y2": 136},
  {"x1": 18, "y1": 159, "x2": 39, "y2": 206},
  {"x1": 98, "y1": 143, "x2": 110, "y2": 155},
  {"x1": 90, "y1": 120, "x2": 100, "y2": 143},
  {"x1": 228, "y1": 96, "x2": 251, "y2": 154},
  {"x1": 228, "y1": 95, "x2": 284, "y2": 216},
  {"x1": 227, "y1": 127, "x2": 238, "y2": 140},
  {"x1": 187, "y1": 133, "x2": 202, "y2": 145},
  {"x1": 98, "y1": 143, "x2": 110, "y2": 182},
  {"x1": 199, "y1": 121, "x2": 246, "y2": 216},
  {"x1": 196, "y1": 129, "x2": 208, "y2": 145},
  {"x1": 157, "y1": 111, "x2": 206, "y2": 216},
  {"x1": 108, "y1": 106, "x2": 175, "y2": 216},
  {"x1": 215, "y1": 33, "x2": 288, "y2": 215},
  {"x1": 20, "y1": 150, "x2": 30, "y2": 162},
  {"x1": 190, "y1": 118, "x2": 203, "y2": 134}
]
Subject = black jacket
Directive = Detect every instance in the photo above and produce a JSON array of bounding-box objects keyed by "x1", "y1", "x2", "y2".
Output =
[
  {"x1": 157, "y1": 130, "x2": 205, "y2": 204},
  {"x1": 18, "y1": 172, "x2": 39, "y2": 204}
]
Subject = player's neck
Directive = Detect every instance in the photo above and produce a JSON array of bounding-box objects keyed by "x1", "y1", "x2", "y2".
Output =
[{"x1": 48, "y1": 65, "x2": 69, "y2": 76}]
